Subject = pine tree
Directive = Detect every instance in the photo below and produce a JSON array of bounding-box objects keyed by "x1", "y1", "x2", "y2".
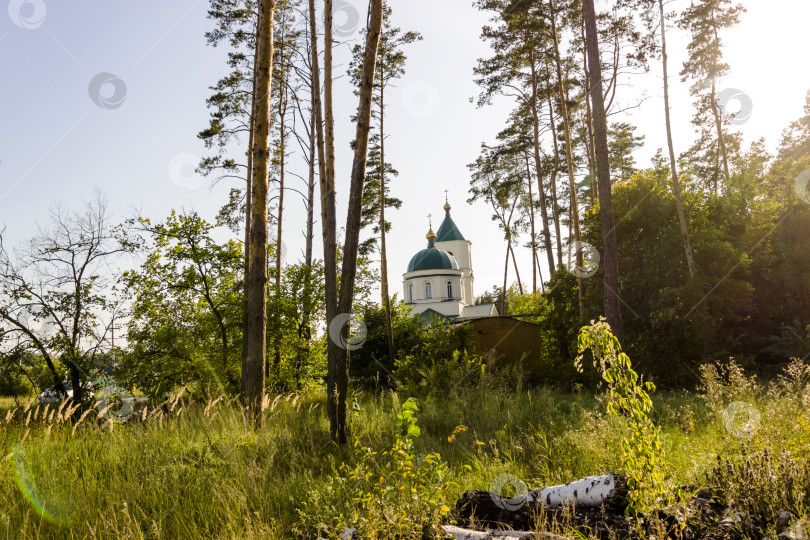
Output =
[
  {"x1": 348, "y1": 2, "x2": 420, "y2": 368},
  {"x1": 608, "y1": 122, "x2": 644, "y2": 183},
  {"x1": 583, "y1": 0, "x2": 624, "y2": 342},
  {"x1": 243, "y1": 0, "x2": 276, "y2": 421},
  {"x1": 678, "y1": 0, "x2": 746, "y2": 193}
]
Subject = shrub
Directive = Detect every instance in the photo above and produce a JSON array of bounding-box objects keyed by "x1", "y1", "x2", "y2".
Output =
[
  {"x1": 699, "y1": 359, "x2": 759, "y2": 413},
  {"x1": 577, "y1": 318, "x2": 669, "y2": 515},
  {"x1": 393, "y1": 323, "x2": 483, "y2": 397},
  {"x1": 302, "y1": 398, "x2": 460, "y2": 539}
]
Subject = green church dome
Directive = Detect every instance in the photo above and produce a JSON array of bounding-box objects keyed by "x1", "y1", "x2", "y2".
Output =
[
  {"x1": 435, "y1": 204, "x2": 465, "y2": 242},
  {"x1": 407, "y1": 230, "x2": 460, "y2": 272},
  {"x1": 407, "y1": 247, "x2": 459, "y2": 272}
]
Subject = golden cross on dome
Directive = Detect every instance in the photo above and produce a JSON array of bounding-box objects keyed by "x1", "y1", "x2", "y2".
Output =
[
  {"x1": 444, "y1": 189, "x2": 449, "y2": 203},
  {"x1": 427, "y1": 213, "x2": 433, "y2": 227}
]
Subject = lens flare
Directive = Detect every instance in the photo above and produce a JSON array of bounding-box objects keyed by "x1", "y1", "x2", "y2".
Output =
[{"x1": 12, "y1": 444, "x2": 70, "y2": 526}]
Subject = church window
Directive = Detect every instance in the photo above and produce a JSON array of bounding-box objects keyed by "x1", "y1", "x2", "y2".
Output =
[
  {"x1": 425, "y1": 281, "x2": 432, "y2": 299},
  {"x1": 408, "y1": 283, "x2": 413, "y2": 302},
  {"x1": 446, "y1": 280, "x2": 452, "y2": 298}
]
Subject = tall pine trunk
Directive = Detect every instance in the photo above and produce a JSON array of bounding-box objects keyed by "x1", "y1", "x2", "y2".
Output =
[
  {"x1": 543, "y1": 70, "x2": 564, "y2": 268},
  {"x1": 242, "y1": 0, "x2": 276, "y2": 418},
  {"x1": 378, "y1": 61, "x2": 396, "y2": 370},
  {"x1": 298, "y1": 53, "x2": 317, "y2": 391},
  {"x1": 501, "y1": 241, "x2": 510, "y2": 314},
  {"x1": 305, "y1": 102, "x2": 316, "y2": 266},
  {"x1": 241, "y1": 86, "x2": 255, "y2": 371},
  {"x1": 315, "y1": 0, "x2": 340, "y2": 442},
  {"x1": 583, "y1": 0, "x2": 623, "y2": 342},
  {"x1": 710, "y1": 78, "x2": 730, "y2": 189},
  {"x1": 528, "y1": 52, "x2": 555, "y2": 274},
  {"x1": 581, "y1": 22, "x2": 597, "y2": 207},
  {"x1": 548, "y1": 0, "x2": 584, "y2": 315},
  {"x1": 509, "y1": 242, "x2": 524, "y2": 295},
  {"x1": 332, "y1": 0, "x2": 384, "y2": 445},
  {"x1": 307, "y1": 0, "x2": 335, "y2": 395},
  {"x1": 659, "y1": 0, "x2": 696, "y2": 278},
  {"x1": 272, "y1": 73, "x2": 287, "y2": 380},
  {"x1": 525, "y1": 152, "x2": 538, "y2": 292},
  {"x1": 710, "y1": 12, "x2": 731, "y2": 188},
  {"x1": 241, "y1": 19, "x2": 260, "y2": 376}
]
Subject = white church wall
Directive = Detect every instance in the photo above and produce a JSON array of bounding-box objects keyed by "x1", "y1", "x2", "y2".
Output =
[
  {"x1": 402, "y1": 270, "x2": 463, "y2": 304},
  {"x1": 435, "y1": 239, "x2": 474, "y2": 304}
]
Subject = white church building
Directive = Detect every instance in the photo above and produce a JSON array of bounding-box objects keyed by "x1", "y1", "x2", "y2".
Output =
[{"x1": 402, "y1": 201, "x2": 498, "y2": 321}]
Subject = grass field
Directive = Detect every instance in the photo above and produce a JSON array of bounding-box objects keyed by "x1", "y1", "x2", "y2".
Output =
[{"x1": 0, "y1": 361, "x2": 807, "y2": 539}]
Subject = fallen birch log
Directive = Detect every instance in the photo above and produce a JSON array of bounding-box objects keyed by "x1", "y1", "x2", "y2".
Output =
[
  {"x1": 441, "y1": 525, "x2": 573, "y2": 540},
  {"x1": 528, "y1": 474, "x2": 624, "y2": 509},
  {"x1": 441, "y1": 525, "x2": 536, "y2": 539},
  {"x1": 453, "y1": 474, "x2": 629, "y2": 531}
]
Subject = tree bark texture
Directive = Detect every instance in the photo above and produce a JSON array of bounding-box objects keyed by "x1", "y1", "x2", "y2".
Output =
[
  {"x1": 331, "y1": 0, "x2": 384, "y2": 445},
  {"x1": 583, "y1": 0, "x2": 624, "y2": 342},
  {"x1": 241, "y1": 0, "x2": 276, "y2": 418}
]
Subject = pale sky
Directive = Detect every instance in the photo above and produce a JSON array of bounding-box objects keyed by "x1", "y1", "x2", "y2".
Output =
[{"x1": 1, "y1": 0, "x2": 809, "y2": 300}]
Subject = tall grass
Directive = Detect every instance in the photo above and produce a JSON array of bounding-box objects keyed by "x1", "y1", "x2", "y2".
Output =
[{"x1": 0, "y1": 360, "x2": 807, "y2": 539}]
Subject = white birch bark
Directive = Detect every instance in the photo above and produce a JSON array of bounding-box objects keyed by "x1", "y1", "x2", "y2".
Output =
[{"x1": 528, "y1": 474, "x2": 616, "y2": 507}]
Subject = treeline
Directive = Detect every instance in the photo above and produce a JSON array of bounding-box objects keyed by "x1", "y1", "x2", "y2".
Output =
[
  {"x1": 0, "y1": 0, "x2": 424, "y2": 444},
  {"x1": 1, "y1": 0, "x2": 808, "y2": 439},
  {"x1": 467, "y1": 0, "x2": 810, "y2": 385}
]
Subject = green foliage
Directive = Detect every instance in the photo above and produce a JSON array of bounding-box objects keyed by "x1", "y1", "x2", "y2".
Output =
[
  {"x1": 677, "y1": 0, "x2": 746, "y2": 191},
  {"x1": 608, "y1": 122, "x2": 645, "y2": 183},
  {"x1": 343, "y1": 398, "x2": 456, "y2": 539},
  {"x1": 577, "y1": 318, "x2": 669, "y2": 515},
  {"x1": 348, "y1": 301, "x2": 426, "y2": 388},
  {"x1": 476, "y1": 285, "x2": 509, "y2": 314},
  {"x1": 393, "y1": 323, "x2": 484, "y2": 397},
  {"x1": 581, "y1": 168, "x2": 757, "y2": 384},
  {"x1": 508, "y1": 283, "x2": 583, "y2": 388},
  {"x1": 349, "y1": 303, "x2": 493, "y2": 396},
  {"x1": 0, "y1": 357, "x2": 31, "y2": 399},
  {"x1": 123, "y1": 211, "x2": 244, "y2": 399},
  {"x1": 357, "y1": 133, "x2": 403, "y2": 256},
  {"x1": 266, "y1": 261, "x2": 326, "y2": 390}
]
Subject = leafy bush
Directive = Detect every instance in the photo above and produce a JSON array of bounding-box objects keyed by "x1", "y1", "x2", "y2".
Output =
[
  {"x1": 0, "y1": 362, "x2": 30, "y2": 399},
  {"x1": 348, "y1": 301, "x2": 429, "y2": 388},
  {"x1": 508, "y1": 279, "x2": 585, "y2": 389},
  {"x1": 347, "y1": 399, "x2": 456, "y2": 538},
  {"x1": 577, "y1": 318, "x2": 669, "y2": 515},
  {"x1": 393, "y1": 323, "x2": 486, "y2": 397},
  {"x1": 303, "y1": 398, "x2": 460, "y2": 539}
]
